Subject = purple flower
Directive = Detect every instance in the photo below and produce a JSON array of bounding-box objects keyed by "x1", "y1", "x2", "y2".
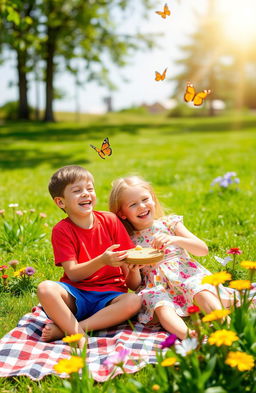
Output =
[
  {"x1": 160, "y1": 334, "x2": 177, "y2": 349},
  {"x1": 25, "y1": 267, "x2": 36, "y2": 276},
  {"x1": 103, "y1": 349, "x2": 130, "y2": 367}
]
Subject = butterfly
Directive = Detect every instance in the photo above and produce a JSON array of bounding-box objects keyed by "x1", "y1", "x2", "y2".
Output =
[
  {"x1": 90, "y1": 137, "x2": 112, "y2": 159},
  {"x1": 184, "y1": 82, "x2": 211, "y2": 106},
  {"x1": 155, "y1": 3, "x2": 171, "y2": 19},
  {"x1": 155, "y1": 68, "x2": 167, "y2": 81},
  {"x1": 214, "y1": 256, "x2": 232, "y2": 267}
]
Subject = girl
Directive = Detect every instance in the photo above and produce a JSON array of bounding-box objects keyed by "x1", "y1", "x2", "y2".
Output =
[{"x1": 109, "y1": 175, "x2": 235, "y2": 340}]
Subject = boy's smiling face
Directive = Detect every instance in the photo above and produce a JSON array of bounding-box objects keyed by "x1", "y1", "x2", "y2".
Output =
[{"x1": 54, "y1": 177, "x2": 96, "y2": 224}]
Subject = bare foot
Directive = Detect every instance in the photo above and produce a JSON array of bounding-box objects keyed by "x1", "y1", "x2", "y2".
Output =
[{"x1": 41, "y1": 323, "x2": 64, "y2": 342}]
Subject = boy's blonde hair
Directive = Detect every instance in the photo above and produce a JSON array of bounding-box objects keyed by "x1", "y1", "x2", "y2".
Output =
[
  {"x1": 109, "y1": 175, "x2": 164, "y2": 234},
  {"x1": 48, "y1": 165, "x2": 94, "y2": 199}
]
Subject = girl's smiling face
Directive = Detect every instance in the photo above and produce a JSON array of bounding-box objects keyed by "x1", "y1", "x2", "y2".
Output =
[{"x1": 118, "y1": 186, "x2": 155, "y2": 231}]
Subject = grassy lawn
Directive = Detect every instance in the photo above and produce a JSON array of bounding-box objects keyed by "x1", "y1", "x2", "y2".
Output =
[{"x1": 0, "y1": 112, "x2": 255, "y2": 392}]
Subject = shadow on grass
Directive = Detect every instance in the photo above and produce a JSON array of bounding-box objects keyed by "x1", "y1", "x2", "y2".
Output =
[
  {"x1": 0, "y1": 147, "x2": 89, "y2": 170},
  {"x1": 1, "y1": 116, "x2": 256, "y2": 143}
]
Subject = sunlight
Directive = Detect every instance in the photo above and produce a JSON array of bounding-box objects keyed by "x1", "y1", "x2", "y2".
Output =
[{"x1": 220, "y1": 0, "x2": 256, "y2": 45}]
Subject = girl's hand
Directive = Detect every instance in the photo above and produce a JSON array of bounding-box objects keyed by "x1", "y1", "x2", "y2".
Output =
[
  {"x1": 101, "y1": 244, "x2": 127, "y2": 267},
  {"x1": 151, "y1": 233, "x2": 176, "y2": 250}
]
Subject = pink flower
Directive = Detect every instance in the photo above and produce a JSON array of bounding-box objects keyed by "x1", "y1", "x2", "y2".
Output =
[
  {"x1": 173, "y1": 295, "x2": 186, "y2": 307},
  {"x1": 188, "y1": 261, "x2": 197, "y2": 269},
  {"x1": 15, "y1": 210, "x2": 23, "y2": 216},
  {"x1": 39, "y1": 213, "x2": 47, "y2": 218},
  {"x1": 227, "y1": 248, "x2": 242, "y2": 255},
  {"x1": 0, "y1": 209, "x2": 5, "y2": 215},
  {"x1": 29, "y1": 209, "x2": 36, "y2": 213},
  {"x1": 160, "y1": 334, "x2": 177, "y2": 349},
  {"x1": 8, "y1": 259, "x2": 19, "y2": 266},
  {"x1": 103, "y1": 349, "x2": 130, "y2": 367}
]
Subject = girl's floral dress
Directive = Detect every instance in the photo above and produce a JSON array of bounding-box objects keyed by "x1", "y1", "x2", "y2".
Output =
[{"x1": 132, "y1": 215, "x2": 236, "y2": 324}]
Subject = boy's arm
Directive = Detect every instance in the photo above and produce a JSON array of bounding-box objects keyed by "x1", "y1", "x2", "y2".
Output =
[
  {"x1": 121, "y1": 264, "x2": 142, "y2": 291},
  {"x1": 62, "y1": 244, "x2": 128, "y2": 282}
]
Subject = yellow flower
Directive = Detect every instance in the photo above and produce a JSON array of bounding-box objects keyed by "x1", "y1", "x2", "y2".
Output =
[
  {"x1": 208, "y1": 330, "x2": 239, "y2": 347},
  {"x1": 53, "y1": 356, "x2": 84, "y2": 374},
  {"x1": 240, "y1": 261, "x2": 256, "y2": 270},
  {"x1": 62, "y1": 333, "x2": 84, "y2": 343},
  {"x1": 202, "y1": 309, "x2": 230, "y2": 323},
  {"x1": 225, "y1": 351, "x2": 254, "y2": 371},
  {"x1": 202, "y1": 271, "x2": 232, "y2": 286},
  {"x1": 152, "y1": 384, "x2": 160, "y2": 391},
  {"x1": 13, "y1": 268, "x2": 26, "y2": 277},
  {"x1": 229, "y1": 280, "x2": 251, "y2": 290},
  {"x1": 161, "y1": 357, "x2": 177, "y2": 367}
]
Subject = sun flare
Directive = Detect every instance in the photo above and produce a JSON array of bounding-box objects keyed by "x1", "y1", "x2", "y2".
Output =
[{"x1": 220, "y1": 0, "x2": 256, "y2": 45}]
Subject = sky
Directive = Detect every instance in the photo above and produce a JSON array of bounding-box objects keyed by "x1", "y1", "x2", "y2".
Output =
[{"x1": 0, "y1": 0, "x2": 253, "y2": 114}]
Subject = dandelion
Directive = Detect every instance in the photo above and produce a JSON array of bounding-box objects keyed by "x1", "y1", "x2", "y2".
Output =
[
  {"x1": 229, "y1": 280, "x2": 251, "y2": 291},
  {"x1": 160, "y1": 334, "x2": 177, "y2": 349},
  {"x1": 174, "y1": 338, "x2": 198, "y2": 356},
  {"x1": 187, "y1": 305, "x2": 200, "y2": 314},
  {"x1": 202, "y1": 271, "x2": 231, "y2": 286},
  {"x1": 240, "y1": 261, "x2": 256, "y2": 270},
  {"x1": 161, "y1": 357, "x2": 177, "y2": 367},
  {"x1": 53, "y1": 356, "x2": 84, "y2": 374},
  {"x1": 62, "y1": 333, "x2": 84, "y2": 343},
  {"x1": 202, "y1": 309, "x2": 230, "y2": 323},
  {"x1": 103, "y1": 349, "x2": 130, "y2": 368},
  {"x1": 24, "y1": 267, "x2": 36, "y2": 276},
  {"x1": 208, "y1": 330, "x2": 238, "y2": 347},
  {"x1": 225, "y1": 351, "x2": 254, "y2": 371}
]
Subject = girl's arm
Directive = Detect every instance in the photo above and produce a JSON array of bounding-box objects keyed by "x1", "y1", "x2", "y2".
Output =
[
  {"x1": 152, "y1": 222, "x2": 208, "y2": 257},
  {"x1": 121, "y1": 264, "x2": 142, "y2": 291}
]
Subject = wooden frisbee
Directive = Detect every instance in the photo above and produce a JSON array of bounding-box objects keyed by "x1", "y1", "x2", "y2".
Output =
[{"x1": 125, "y1": 246, "x2": 164, "y2": 265}]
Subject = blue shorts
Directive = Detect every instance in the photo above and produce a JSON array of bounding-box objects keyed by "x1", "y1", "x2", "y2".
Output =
[{"x1": 57, "y1": 282, "x2": 124, "y2": 321}]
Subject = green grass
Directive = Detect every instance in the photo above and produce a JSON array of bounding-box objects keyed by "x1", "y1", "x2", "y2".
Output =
[{"x1": 0, "y1": 112, "x2": 256, "y2": 391}]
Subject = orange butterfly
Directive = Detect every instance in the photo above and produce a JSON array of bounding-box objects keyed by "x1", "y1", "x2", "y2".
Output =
[
  {"x1": 155, "y1": 68, "x2": 167, "y2": 81},
  {"x1": 90, "y1": 137, "x2": 112, "y2": 159},
  {"x1": 184, "y1": 82, "x2": 211, "y2": 106},
  {"x1": 155, "y1": 3, "x2": 171, "y2": 19}
]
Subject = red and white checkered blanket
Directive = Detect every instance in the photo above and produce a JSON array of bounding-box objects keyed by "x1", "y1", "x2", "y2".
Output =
[{"x1": 0, "y1": 306, "x2": 168, "y2": 382}]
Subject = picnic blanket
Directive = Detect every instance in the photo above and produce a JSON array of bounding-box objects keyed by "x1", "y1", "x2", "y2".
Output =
[{"x1": 0, "y1": 306, "x2": 168, "y2": 382}]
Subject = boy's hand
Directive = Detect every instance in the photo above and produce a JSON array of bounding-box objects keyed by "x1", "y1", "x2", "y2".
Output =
[
  {"x1": 101, "y1": 244, "x2": 127, "y2": 267},
  {"x1": 151, "y1": 233, "x2": 176, "y2": 250},
  {"x1": 127, "y1": 263, "x2": 144, "y2": 272}
]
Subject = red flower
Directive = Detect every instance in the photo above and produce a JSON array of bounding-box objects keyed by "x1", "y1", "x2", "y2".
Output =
[
  {"x1": 226, "y1": 248, "x2": 242, "y2": 255},
  {"x1": 187, "y1": 305, "x2": 200, "y2": 314},
  {"x1": 2, "y1": 274, "x2": 8, "y2": 279}
]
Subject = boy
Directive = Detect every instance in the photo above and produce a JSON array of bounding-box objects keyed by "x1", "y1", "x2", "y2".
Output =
[{"x1": 37, "y1": 165, "x2": 141, "y2": 349}]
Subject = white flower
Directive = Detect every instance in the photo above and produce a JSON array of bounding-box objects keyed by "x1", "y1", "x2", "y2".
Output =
[
  {"x1": 8, "y1": 203, "x2": 19, "y2": 208},
  {"x1": 214, "y1": 255, "x2": 232, "y2": 266},
  {"x1": 175, "y1": 338, "x2": 198, "y2": 357}
]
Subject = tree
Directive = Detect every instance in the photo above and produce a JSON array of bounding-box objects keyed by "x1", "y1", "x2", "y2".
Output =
[
  {"x1": 0, "y1": 0, "x2": 40, "y2": 119},
  {"x1": 40, "y1": 0, "x2": 154, "y2": 121}
]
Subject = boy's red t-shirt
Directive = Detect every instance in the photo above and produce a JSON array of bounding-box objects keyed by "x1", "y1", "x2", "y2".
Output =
[{"x1": 52, "y1": 211, "x2": 134, "y2": 292}]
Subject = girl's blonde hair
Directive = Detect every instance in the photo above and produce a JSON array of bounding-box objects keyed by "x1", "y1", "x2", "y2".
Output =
[{"x1": 109, "y1": 175, "x2": 164, "y2": 234}]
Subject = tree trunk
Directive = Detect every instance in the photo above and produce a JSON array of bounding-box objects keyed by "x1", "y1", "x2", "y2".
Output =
[
  {"x1": 44, "y1": 26, "x2": 55, "y2": 122},
  {"x1": 17, "y1": 50, "x2": 29, "y2": 120}
]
